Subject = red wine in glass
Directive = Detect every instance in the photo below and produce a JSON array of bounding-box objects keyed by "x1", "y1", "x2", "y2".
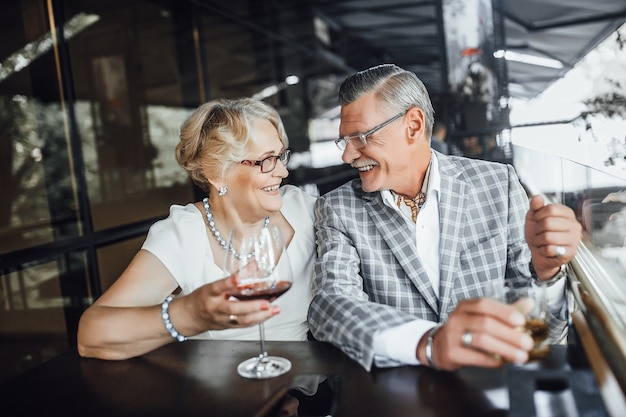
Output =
[{"x1": 229, "y1": 280, "x2": 292, "y2": 302}]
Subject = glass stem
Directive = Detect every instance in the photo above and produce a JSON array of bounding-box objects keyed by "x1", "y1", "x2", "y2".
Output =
[{"x1": 257, "y1": 323, "x2": 268, "y2": 361}]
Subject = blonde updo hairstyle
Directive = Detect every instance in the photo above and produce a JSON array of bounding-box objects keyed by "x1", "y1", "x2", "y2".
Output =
[{"x1": 176, "y1": 98, "x2": 288, "y2": 194}]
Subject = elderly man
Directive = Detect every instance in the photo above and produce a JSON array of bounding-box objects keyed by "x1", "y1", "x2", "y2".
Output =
[{"x1": 308, "y1": 64, "x2": 581, "y2": 371}]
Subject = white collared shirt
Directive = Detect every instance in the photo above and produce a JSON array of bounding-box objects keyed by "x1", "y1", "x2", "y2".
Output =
[{"x1": 381, "y1": 155, "x2": 442, "y2": 296}]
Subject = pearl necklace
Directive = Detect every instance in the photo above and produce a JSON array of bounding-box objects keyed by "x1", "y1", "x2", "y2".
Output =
[{"x1": 202, "y1": 197, "x2": 269, "y2": 260}]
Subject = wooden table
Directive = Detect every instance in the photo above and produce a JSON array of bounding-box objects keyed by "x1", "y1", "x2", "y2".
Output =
[{"x1": 1, "y1": 340, "x2": 609, "y2": 416}]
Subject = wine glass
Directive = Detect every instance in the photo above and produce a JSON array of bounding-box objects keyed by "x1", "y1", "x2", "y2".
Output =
[{"x1": 224, "y1": 225, "x2": 293, "y2": 379}]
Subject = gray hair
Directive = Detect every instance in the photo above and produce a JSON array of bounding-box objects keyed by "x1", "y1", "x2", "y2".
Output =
[
  {"x1": 338, "y1": 64, "x2": 435, "y2": 137},
  {"x1": 175, "y1": 98, "x2": 288, "y2": 194}
]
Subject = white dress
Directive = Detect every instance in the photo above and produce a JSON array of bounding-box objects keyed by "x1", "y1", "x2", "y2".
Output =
[{"x1": 142, "y1": 185, "x2": 316, "y2": 341}]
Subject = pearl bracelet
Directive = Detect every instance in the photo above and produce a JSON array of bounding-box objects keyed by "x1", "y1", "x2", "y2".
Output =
[
  {"x1": 425, "y1": 324, "x2": 442, "y2": 369},
  {"x1": 161, "y1": 295, "x2": 188, "y2": 342}
]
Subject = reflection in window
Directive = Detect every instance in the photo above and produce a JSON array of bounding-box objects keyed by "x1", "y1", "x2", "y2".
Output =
[
  {"x1": 75, "y1": 101, "x2": 193, "y2": 207},
  {"x1": 0, "y1": 259, "x2": 70, "y2": 384},
  {"x1": 0, "y1": 96, "x2": 66, "y2": 254},
  {"x1": 0, "y1": 13, "x2": 99, "y2": 83},
  {"x1": 513, "y1": 145, "x2": 626, "y2": 327}
]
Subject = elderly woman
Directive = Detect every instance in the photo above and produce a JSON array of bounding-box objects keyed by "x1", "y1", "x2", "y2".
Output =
[{"x1": 77, "y1": 98, "x2": 316, "y2": 360}]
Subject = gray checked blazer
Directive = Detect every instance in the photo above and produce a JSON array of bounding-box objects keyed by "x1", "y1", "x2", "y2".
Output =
[{"x1": 308, "y1": 153, "x2": 567, "y2": 370}]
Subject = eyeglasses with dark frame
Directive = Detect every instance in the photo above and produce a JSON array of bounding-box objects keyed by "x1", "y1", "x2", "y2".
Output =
[
  {"x1": 334, "y1": 110, "x2": 408, "y2": 151},
  {"x1": 240, "y1": 149, "x2": 291, "y2": 173}
]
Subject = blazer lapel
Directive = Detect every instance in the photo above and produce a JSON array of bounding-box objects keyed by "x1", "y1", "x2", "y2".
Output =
[
  {"x1": 436, "y1": 156, "x2": 467, "y2": 320},
  {"x1": 361, "y1": 190, "x2": 439, "y2": 316}
]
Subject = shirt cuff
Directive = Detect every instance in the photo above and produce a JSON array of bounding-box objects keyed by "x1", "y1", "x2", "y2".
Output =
[
  {"x1": 532, "y1": 274, "x2": 567, "y2": 318},
  {"x1": 373, "y1": 320, "x2": 436, "y2": 366}
]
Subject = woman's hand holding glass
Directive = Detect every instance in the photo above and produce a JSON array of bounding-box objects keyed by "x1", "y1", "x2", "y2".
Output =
[{"x1": 180, "y1": 272, "x2": 280, "y2": 334}]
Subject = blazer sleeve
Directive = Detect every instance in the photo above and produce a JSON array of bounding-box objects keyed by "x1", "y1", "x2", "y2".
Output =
[{"x1": 308, "y1": 190, "x2": 421, "y2": 371}]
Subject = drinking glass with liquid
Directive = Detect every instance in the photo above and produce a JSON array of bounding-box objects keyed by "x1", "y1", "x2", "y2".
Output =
[{"x1": 485, "y1": 278, "x2": 551, "y2": 361}]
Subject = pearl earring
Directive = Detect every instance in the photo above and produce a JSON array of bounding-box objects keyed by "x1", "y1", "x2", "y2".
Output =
[{"x1": 218, "y1": 186, "x2": 228, "y2": 196}]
